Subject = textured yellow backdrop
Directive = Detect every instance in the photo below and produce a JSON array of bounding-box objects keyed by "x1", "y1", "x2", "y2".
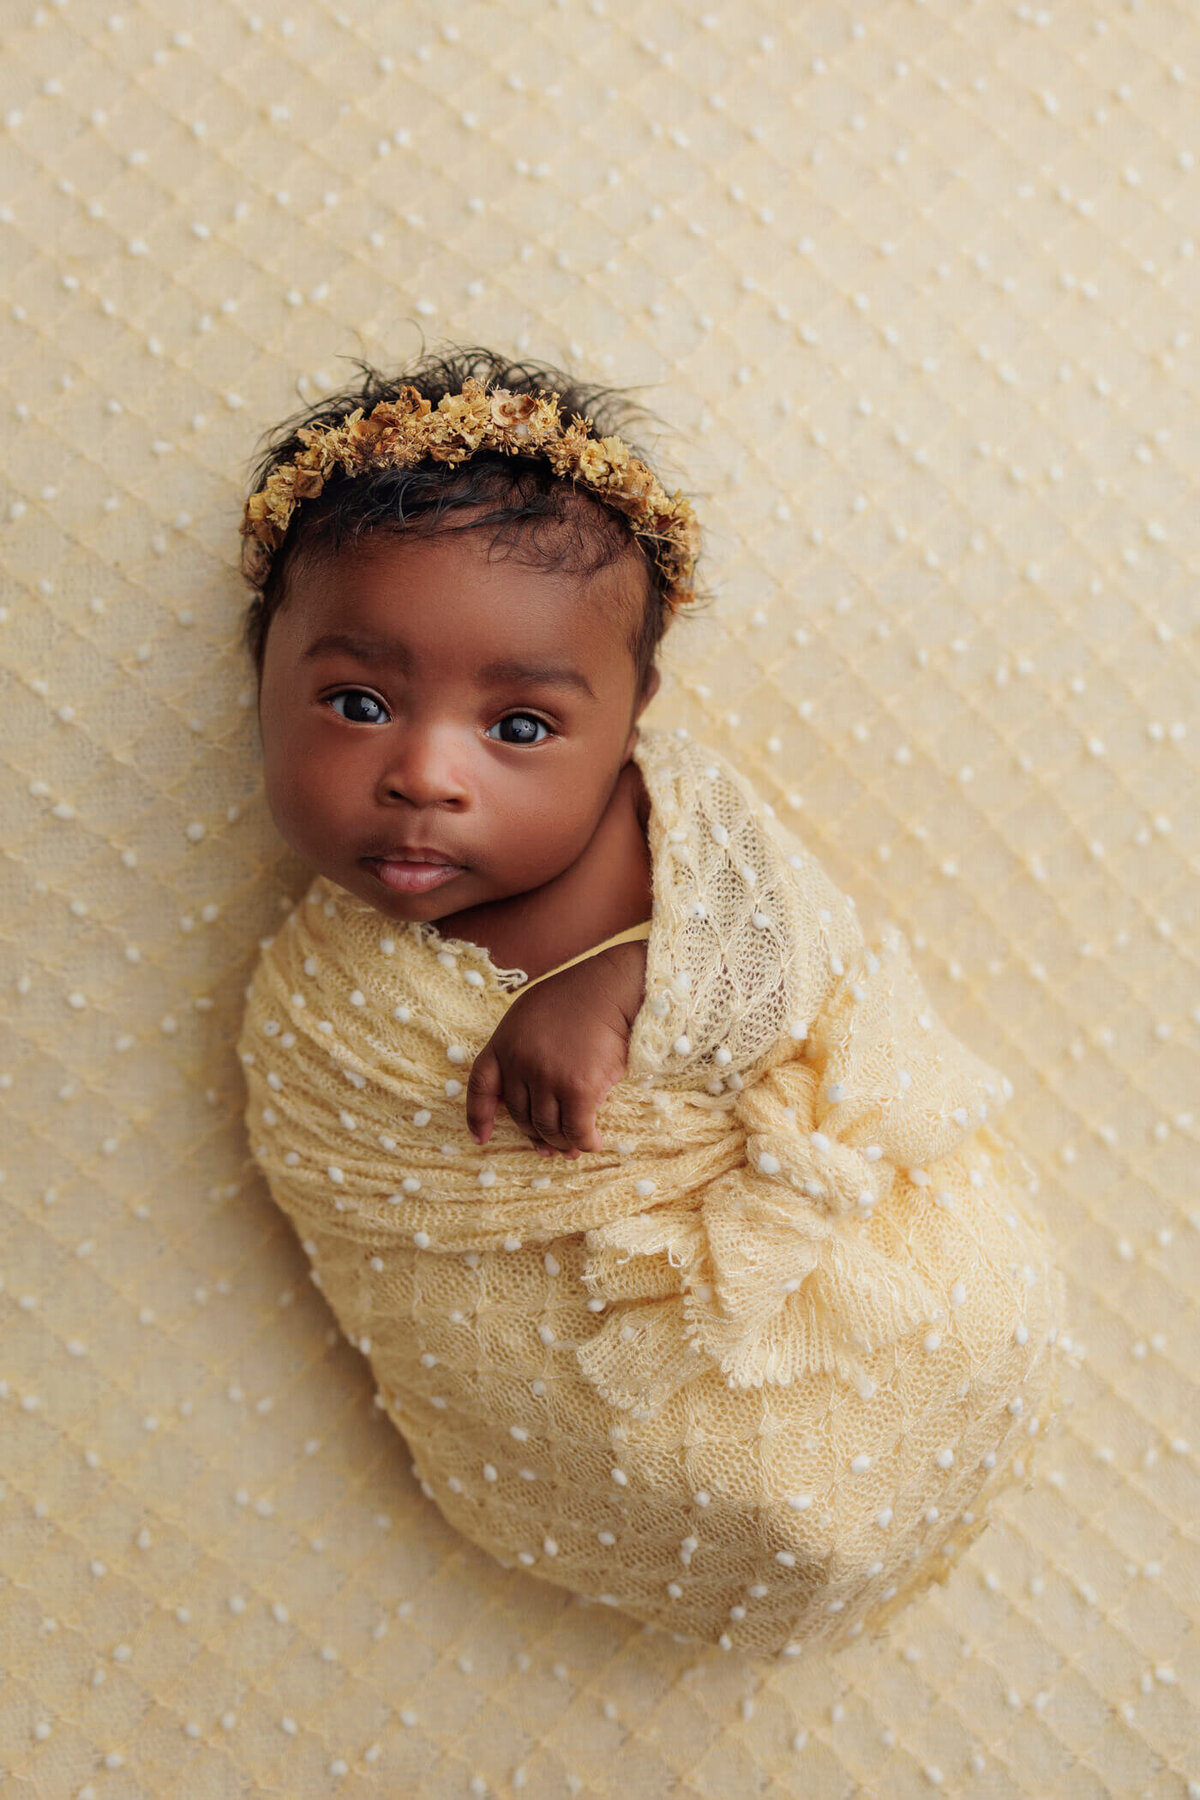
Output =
[{"x1": 1, "y1": 2, "x2": 1198, "y2": 1796}]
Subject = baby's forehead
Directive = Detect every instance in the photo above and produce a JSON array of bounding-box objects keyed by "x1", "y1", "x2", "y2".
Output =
[
  {"x1": 284, "y1": 537, "x2": 642, "y2": 683},
  {"x1": 298, "y1": 523, "x2": 647, "y2": 631}
]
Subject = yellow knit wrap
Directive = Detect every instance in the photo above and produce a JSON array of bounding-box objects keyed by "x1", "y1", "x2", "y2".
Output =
[{"x1": 238, "y1": 726, "x2": 1069, "y2": 1658}]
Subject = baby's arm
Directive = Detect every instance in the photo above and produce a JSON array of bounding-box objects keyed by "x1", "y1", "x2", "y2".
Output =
[{"x1": 466, "y1": 940, "x2": 648, "y2": 1158}]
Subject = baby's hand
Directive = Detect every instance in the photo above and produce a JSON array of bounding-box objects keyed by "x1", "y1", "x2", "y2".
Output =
[{"x1": 466, "y1": 941, "x2": 647, "y2": 1158}]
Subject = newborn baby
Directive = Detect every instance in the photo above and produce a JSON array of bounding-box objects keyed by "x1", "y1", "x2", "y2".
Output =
[{"x1": 237, "y1": 348, "x2": 1069, "y2": 1658}]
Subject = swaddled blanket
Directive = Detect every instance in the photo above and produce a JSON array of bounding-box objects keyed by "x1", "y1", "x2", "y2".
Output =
[{"x1": 238, "y1": 725, "x2": 1068, "y2": 1657}]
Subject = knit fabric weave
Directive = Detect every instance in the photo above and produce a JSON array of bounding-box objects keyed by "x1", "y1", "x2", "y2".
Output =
[{"x1": 237, "y1": 725, "x2": 1068, "y2": 1658}]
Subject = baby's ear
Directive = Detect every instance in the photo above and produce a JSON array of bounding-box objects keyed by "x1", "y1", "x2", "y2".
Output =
[{"x1": 637, "y1": 666, "x2": 661, "y2": 711}]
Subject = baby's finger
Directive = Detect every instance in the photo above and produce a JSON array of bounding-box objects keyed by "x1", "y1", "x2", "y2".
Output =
[
  {"x1": 559, "y1": 1090, "x2": 604, "y2": 1155},
  {"x1": 529, "y1": 1089, "x2": 564, "y2": 1151},
  {"x1": 502, "y1": 1077, "x2": 533, "y2": 1140},
  {"x1": 466, "y1": 1046, "x2": 502, "y2": 1145},
  {"x1": 528, "y1": 1094, "x2": 583, "y2": 1160}
]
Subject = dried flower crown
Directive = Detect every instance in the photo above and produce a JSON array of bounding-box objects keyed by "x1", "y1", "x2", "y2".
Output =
[{"x1": 240, "y1": 375, "x2": 699, "y2": 609}]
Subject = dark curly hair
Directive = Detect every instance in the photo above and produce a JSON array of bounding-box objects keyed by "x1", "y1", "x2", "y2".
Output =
[{"x1": 240, "y1": 345, "x2": 706, "y2": 699}]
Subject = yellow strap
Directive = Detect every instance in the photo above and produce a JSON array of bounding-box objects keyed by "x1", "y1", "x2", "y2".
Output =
[{"x1": 509, "y1": 919, "x2": 652, "y2": 999}]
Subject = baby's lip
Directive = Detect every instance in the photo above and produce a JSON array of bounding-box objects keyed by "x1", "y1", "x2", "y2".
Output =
[{"x1": 368, "y1": 847, "x2": 462, "y2": 866}]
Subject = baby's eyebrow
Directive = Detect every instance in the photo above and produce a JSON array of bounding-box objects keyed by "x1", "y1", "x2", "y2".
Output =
[
  {"x1": 479, "y1": 655, "x2": 597, "y2": 700},
  {"x1": 301, "y1": 632, "x2": 597, "y2": 701}
]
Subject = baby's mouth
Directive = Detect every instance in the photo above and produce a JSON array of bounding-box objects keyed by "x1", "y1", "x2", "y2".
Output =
[{"x1": 368, "y1": 857, "x2": 465, "y2": 895}]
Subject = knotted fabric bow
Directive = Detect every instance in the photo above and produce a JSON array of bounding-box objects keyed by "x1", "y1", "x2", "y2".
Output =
[{"x1": 576, "y1": 916, "x2": 1014, "y2": 1414}]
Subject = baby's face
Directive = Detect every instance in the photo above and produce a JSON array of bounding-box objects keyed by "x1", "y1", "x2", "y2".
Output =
[{"x1": 256, "y1": 527, "x2": 657, "y2": 924}]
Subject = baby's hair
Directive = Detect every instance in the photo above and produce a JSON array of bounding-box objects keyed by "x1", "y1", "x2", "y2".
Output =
[{"x1": 241, "y1": 344, "x2": 706, "y2": 698}]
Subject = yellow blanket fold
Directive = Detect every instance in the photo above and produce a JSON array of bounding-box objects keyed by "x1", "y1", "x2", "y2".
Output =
[{"x1": 238, "y1": 724, "x2": 1069, "y2": 1657}]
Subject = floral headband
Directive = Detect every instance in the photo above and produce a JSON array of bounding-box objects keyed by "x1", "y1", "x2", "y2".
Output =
[{"x1": 239, "y1": 376, "x2": 699, "y2": 609}]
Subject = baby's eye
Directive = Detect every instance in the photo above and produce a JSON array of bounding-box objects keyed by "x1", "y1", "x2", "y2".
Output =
[
  {"x1": 328, "y1": 690, "x2": 389, "y2": 725},
  {"x1": 486, "y1": 713, "x2": 552, "y2": 746}
]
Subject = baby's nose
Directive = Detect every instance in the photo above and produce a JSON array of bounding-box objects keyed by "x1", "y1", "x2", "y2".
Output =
[{"x1": 379, "y1": 737, "x2": 468, "y2": 806}]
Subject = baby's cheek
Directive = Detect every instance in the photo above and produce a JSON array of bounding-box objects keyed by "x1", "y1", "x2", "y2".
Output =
[{"x1": 266, "y1": 760, "x2": 351, "y2": 867}]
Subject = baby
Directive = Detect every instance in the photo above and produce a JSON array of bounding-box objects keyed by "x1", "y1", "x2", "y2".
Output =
[
  {"x1": 247, "y1": 347, "x2": 693, "y2": 1163},
  {"x1": 239, "y1": 347, "x2": 1067, "y2": 1658}
]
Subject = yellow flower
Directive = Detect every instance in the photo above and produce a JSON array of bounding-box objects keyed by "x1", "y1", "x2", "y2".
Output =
[
  {"x1": 598, "y1": 435, "x2": 629, "y2": 470},
  {"x1": 489, "y1": 390, "x2": 541, "y2": 430},
  {"x1": 543, "y1": 421, "x2": 589, "y2": 476},
  {"x1": 439, "y1": 393, "x2": 484, "y2": 432},
  {"x1": 577, "y1": 441, "x2": 611, "y2": 483},
  {"x1": 393, "y1": 387, "x2": 433, "y2": 420},
  {"x1": 617, "y1": 457, "x2": 656, "y2": 497},
  {"x1": 258, "y1": 471, "x2": 300, "y2": 531}
]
